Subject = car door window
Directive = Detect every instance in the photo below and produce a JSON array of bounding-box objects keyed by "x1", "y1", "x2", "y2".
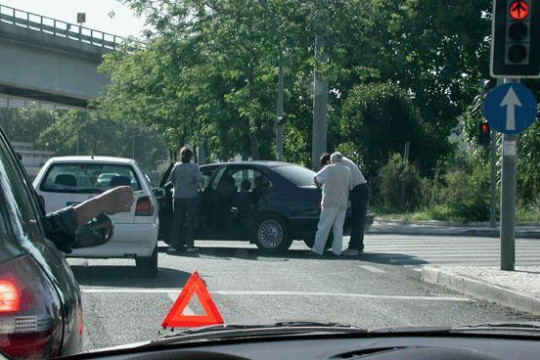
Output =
[
  {"x1": 41, "y1": 163, "x2": 142, "y2": 192},
  {"x1": 200, "y1": 169, "x2": 214, "y2": 192},
  {"x1": 210, "y1": 167, "x2": 227, "y2": 191}
]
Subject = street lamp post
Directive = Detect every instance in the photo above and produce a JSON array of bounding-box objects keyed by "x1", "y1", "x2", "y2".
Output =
[
  {"x1": 259, "y1": 0, "x2": 284, "y2": 161},
  {"x1": 131, "y1": 127, "x2": 142, "y2": 160}
]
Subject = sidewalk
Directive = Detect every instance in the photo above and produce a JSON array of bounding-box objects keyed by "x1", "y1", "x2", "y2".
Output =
[
  {"x1": 368, "y1": 219, "x2": 540, "y2": 316},
  {"x1": 422, "y1": 266, "x2": 540, "y2": 316},
  {"x1": 369, "y1": 218, "x2": 540, "y2": 239}
]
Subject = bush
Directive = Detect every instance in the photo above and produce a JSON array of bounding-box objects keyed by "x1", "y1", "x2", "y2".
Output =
[
  {"x1": 423, "y1": 163, "x2": 491, "y2": 222},
  {"x1": 377, "y1": 153, "x2": 423, "y2": 211}
]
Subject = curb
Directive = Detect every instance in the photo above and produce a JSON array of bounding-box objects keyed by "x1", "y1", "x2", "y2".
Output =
[
  {"x1": 421, "y1": 266, "x2": 540, "y2": 316},
  {"x1": 368, "y1": 226, "x2": 540, "y2": 239}
]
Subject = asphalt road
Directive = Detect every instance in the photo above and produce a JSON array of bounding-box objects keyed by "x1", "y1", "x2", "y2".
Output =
[{"x1": 70, "y1": 235, "x2": 540, "y2": 352}]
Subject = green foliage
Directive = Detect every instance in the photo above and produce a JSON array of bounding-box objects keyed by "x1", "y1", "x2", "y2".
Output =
[
  {"x1": 340, "y1": 82, "x2": 435, "y2": 179},
  {"x1": 0, "y1": 107, "x2": 55, "y2": 143},
  {"x1": 419, "y1": 155, "x2": 492, "y2": 222},
  {"x1": 517, "y1": 122, "x2": 540, "y2": 204},
  {"x1": 377, "y1": 153, "x2": 423, "y2": 211},
  {"x1": 0, "y1": 108, "x2": 168, "y2": 172},
  {"x1": 99, "y1": 0, "x2": 493, "y2": 169}
]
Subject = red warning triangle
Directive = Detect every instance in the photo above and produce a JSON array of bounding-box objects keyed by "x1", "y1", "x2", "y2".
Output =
[{"x1": 162, "y1": 271, "x2": 224, "y2": 328}]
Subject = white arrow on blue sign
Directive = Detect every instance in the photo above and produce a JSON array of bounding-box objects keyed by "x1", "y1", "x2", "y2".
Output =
[{"x1": 483, "y1": 83, "x2": 537, "y2": 134}]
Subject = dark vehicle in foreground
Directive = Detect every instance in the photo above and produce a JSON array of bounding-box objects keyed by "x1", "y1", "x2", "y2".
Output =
[
  {"x1": 0, "y1": 128, "x2": 83, "y2": 358},
  {"x1": 58, "y1": 321, "x2": 540, "y2": 360},
  {"x1": 159, "y1": 161, "x2": 374, "y2": 253}
]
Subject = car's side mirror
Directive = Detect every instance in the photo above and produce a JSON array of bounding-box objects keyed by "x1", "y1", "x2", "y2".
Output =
[
  {"x1": 152, "y1": 187, "x2": 166, "y2": 200},
  {"x1": 72, "y1": 214, "x2": 114, "y2": 249}
]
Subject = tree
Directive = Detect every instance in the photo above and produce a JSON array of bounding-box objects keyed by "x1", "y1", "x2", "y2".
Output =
[
  {"x1": 35, "y1": 110, "x2": 167, "y2": 172},
  {"x1": 339, "y1": 81, "x2": 435, "y2": 179},
  {"x1": 98, "y1": 0, "x2": 494, "y2": 172},
  {"x1": 98, "y1": 0, "x2": 283, "y2": 160},
  {"x1": 0, "y1": 106, "x2": 55, "y2": 143}
]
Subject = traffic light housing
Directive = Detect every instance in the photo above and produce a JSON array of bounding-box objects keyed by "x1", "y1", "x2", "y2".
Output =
[
  {"x1": 478, "y1": 122, "x2": 491, "y2": 146},
  {"x1": 491, "y1": 0, "x2": 540, "y2": 77}
]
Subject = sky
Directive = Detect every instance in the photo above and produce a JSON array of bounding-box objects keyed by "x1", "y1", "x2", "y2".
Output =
[{"x1": 0, "y1": 0, "x2": 147, "y2": 38}]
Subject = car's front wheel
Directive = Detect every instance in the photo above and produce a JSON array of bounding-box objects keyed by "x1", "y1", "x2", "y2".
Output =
[
  {"x1": 254, "y1": 215, "x2": 292, "y2": 253},
  {"x1": 136, "y1": 245, "x2": 158, "y2": 277}
]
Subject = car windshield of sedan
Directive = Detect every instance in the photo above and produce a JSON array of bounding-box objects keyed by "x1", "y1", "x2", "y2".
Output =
[{"x1": 2, "y1": 0, "x2": 540, "y2": 359}]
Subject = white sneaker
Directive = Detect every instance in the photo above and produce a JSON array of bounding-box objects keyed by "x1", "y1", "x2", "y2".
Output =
[{"x1": 342, "y1": 249, "x2": 359, "y2": 256}]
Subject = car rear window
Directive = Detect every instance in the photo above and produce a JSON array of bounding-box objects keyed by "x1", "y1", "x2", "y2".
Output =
[
  {"x1": 40, "y1": 163, "x2": 141, "y2": 193},
  {"x1": 272, "y1": 165, "x2": 316, "y2": 187}
]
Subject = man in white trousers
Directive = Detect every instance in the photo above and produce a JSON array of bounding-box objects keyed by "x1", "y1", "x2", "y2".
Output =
[{"x1": 311, "y1": 152, "x2": 353, "y2": 256}]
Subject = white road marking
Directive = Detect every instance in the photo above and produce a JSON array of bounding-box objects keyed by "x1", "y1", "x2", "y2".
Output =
[
  {"x1": 81, "y1": 288, "x2": 468, "y2": 302},
  {"x1": 358, "y1": 265, "x2": 385, "y2": 273}
]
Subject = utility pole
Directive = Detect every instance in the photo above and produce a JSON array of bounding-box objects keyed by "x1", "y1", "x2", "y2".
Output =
[
  {"x1": 259, "y1": 0, "x2": 285, "y2": 161},
  {"x1": 312, "y1": 0, "x2": 328, "y2": 170},
  {"x1": 276, "y1": 39, "x2": 284, "y2": 161}
]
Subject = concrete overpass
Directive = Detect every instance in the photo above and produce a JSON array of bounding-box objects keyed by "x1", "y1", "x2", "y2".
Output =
[{"x1": 0, "y1": 4, "x2": 124, "y2": 108}]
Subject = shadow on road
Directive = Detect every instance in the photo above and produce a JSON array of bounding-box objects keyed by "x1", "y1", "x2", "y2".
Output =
[
  {"x1": 71, "y1": 265, "x2": 192, "y2": 288},
  {"x1": 159, "y1": 245, "x2": 429, "y2": 265}
]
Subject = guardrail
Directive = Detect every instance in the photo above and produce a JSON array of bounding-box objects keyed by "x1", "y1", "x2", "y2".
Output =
[{"x1": 0, "y1": 4, "x2": 124, "y2": 49}]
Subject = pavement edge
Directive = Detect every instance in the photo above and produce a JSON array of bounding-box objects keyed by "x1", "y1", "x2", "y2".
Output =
[{"x1": 421, "y1": 266, "x2": 540, "y2": 316}]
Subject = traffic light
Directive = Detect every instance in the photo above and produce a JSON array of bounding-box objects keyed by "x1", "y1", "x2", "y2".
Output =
[
  {"x1": 478, "y1": 122, "x2": 491, "y2": 146},
  {"x1": 491, "y1": 0, "x2": 540, "y2": 77}
]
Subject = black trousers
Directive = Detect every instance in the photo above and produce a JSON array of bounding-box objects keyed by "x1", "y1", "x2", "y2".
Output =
[
  {"x1": 170, "y1": 197, "x2": 198, "y2": 249},
  {"x1": 348, "y1": 183, "x2": 369, "y2": 251}
]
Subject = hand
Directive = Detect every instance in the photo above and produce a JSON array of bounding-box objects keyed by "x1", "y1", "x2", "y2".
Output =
[
  {"x1": 72, "y1": 214, "x2": 114, "y2": 249},
  {"x1": 73, "y1": 186, "x2": 134, "y2": 225},
  {"x1": 100, "y1": 186, "x2": 134, "y2": 214}
]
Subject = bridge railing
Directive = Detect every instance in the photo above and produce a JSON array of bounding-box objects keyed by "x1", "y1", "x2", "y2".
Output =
[{"x1": 0, "y1": 4, "x2": 125, "y2": 49}]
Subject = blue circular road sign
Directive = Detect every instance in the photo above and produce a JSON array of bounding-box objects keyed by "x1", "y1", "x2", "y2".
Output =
[{"x1": 483, "y1": 83, "x2": 537, "y2": 134}]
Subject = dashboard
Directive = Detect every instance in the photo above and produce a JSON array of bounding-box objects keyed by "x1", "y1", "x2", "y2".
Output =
[{"x1": 65, "y1": 333, "x2": 540, "y2": 359}]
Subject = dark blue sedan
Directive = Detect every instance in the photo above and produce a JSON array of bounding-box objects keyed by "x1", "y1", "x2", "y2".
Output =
[{"x1": 159, "y1": 161, "x2": 373, "y2": 253}]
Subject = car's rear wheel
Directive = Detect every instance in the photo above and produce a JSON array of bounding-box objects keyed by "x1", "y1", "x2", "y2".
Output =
[
  {"x1": 254, "y1": 215, "x2": 292, "y2": 253},
  {"x1": 136, "y1": 245, "x2": 158, "y2": 277}
]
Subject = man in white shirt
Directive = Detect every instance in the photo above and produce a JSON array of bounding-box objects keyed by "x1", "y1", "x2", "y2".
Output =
[
  {"x1": 337, "y1": 153, "x2": 369, "y2": 256},
  {"x1": 311, "y1": 152, "x2": 353, "y2": 256}
]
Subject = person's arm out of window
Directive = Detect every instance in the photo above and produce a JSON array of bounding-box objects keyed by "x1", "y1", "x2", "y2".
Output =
[
  {"x1": 73, "y1": 186, "x2": 134, "y2": 225},
  {"x1": 43, "y1": 186, "x2": 134, "y2": 252}
]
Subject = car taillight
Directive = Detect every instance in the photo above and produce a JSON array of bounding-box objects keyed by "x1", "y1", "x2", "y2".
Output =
[
  {"x1": 135, "y1": 196, "x2": 154, "y2": 216},
  {"x1": 0, "y1": 255, "x2": 63, "y2": 359}
]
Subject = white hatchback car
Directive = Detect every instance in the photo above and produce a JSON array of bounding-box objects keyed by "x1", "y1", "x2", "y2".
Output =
[{"x1": 33, "y1": 156, "x2": 160, "y2": 276}]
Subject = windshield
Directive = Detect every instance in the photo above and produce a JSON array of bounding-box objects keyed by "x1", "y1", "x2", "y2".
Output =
[{"x1": 2, "y1": 0, "x2": 540, "y2": 359}]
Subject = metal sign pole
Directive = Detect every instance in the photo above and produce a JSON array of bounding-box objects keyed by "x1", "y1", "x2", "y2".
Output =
[{"x1": 500, "y1": 78, "x2": 517, "y2": 271}]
